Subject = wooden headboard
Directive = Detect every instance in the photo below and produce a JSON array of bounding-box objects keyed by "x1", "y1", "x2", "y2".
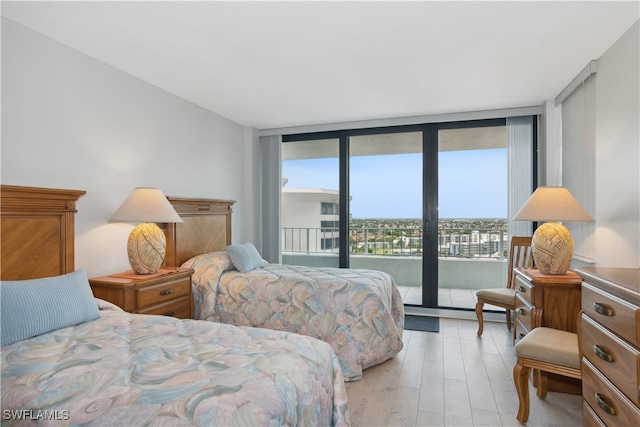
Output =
[
  {"x1": 164, "y1": 196, "x2": 235, "y2": 267},
  {"x1": 0, "y1": 185, "x2": 86, "y2": 280}
]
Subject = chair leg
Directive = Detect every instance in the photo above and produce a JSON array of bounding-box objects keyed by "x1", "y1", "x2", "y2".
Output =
[
  {"x1": 513, "y1": 357, "x2": 531, "y2": 423},
  {"x1": 506, "y1": 309, "x2": 512, "y2": 331},
  {"x1": 536, "y1": 371, "x2": 548, "y2": 399},
  {"x1": 475, "y1": 302, "x2": 485, "y2": 336}
]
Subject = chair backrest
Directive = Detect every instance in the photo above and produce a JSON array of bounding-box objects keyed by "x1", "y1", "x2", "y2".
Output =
[{"x1": 506, "y1": 236, "x2": 534, "y2": 290}]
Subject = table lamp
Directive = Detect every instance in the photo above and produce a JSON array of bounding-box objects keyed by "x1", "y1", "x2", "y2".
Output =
[
  {"x1": 512, "y1": 186, "x2": 593, "y2": 275},
  {"x1": 110, "y1": 187, "x2": 183, "y2": 274}
]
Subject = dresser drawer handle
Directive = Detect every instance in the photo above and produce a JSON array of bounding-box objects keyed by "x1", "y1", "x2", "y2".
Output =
[
  {"x1": 519, "y1": 333, "x2": 526, "y2": 339},
  {"x1": 163, "y1": 311, "x2": 175, "y2": 317},
  {"x1": 160, "y1": 289, "x2": 174, "y2": 296},
  {"x1": 593, "y1": 345, "x2": 614, "y2": 362},
  {"x1": 595, "y1": 393, "x2": 616, "y2": 415},
  {"x1": 517, "y1": 308, "x2": 526, "y2": 315},
  {"x1": 517, "y1": 286, "x2": 525, "y2": 292},
  {"x1": 593, "y1": 303, "x2": 614, "y2": 316}
]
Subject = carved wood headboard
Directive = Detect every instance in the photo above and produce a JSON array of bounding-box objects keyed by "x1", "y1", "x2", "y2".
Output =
[
  {"x1": 0, "y1": 185, "x2": 86, "y2": 280},
  {"x1": 164, "y1": 196, "x2": 235, "y2": 267}
]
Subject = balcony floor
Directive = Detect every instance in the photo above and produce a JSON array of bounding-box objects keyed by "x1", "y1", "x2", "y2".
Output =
[{"x1": 397, "y1": 285, "x2": 506, "y2": 312}]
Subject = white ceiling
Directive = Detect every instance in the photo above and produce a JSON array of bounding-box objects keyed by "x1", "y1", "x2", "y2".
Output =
[{"x1": 3, "y1": 1, "x2": 638, "y2": 130}]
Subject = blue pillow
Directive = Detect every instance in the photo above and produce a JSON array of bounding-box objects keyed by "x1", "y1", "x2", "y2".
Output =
[
  {"x1": 226, "y1": 243, "x2": 265, "y2": 273},
  {"x1": 1, "y1": 269, "x2": 100, "y2": 346}
]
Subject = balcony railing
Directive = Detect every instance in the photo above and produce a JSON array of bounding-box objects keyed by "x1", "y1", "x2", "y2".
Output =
[{"x1": 282, "y1": 226, "x2": 509, "y2": 260}]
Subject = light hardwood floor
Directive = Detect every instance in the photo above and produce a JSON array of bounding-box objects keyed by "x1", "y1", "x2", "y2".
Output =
[{"x1": 345, "y1": 317, "x2": 583, "y2": 427}]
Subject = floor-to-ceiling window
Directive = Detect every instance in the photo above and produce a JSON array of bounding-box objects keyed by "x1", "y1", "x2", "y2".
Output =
[{"x1": 280, "y1": 116, "x2": 533, "y2": 310}]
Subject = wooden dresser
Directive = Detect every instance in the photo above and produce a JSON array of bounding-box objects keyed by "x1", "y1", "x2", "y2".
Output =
[
  {"x1": 577, "y1": 267, "x2": 640, "y2": 427},
  {"x1": 89, "y1": 268, "x2": 194, "y2": 319}
]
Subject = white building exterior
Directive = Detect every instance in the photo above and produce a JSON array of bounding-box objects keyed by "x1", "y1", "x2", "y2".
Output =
[{"x1": 282, "y1": 187, "x2": 340, "y2": 253}]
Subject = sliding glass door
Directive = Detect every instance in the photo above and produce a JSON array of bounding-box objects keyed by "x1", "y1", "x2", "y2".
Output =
[
  {"x1": 435, "y1": 122, "x2": 508, "y2": 309},
  {"x1": 281, "y1": 137, "x2": 341, "y2": 268},
  {"x1": 349, "y1": 131, "x2": 424, "y2": 304}
]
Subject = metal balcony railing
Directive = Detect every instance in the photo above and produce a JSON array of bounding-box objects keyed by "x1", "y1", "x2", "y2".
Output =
[{"x1": 282, "y1": 226, "x2": 508, "y2": 260}]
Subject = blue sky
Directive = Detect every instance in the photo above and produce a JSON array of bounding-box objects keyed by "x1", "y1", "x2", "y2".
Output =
[{"x1": 283, "y1": 148, "x2": 507, "y2": 218}]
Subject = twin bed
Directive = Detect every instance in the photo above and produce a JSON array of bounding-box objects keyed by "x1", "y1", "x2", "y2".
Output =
[
  {"x1": 0, "y1": 186, "x2": 349, "y2": 426},
  {"x1": 164, "y1": 197, "x2": 405, "y2": 382}
]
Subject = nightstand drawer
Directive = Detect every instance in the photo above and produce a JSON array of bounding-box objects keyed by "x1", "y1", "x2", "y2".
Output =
[
  {"x1": 582, "y1": 358, "x2": 640, "y2": 427},
  {"x1": 514, "y1": 275, "x2": 533, "y2": 304},
  {"x1": 136, "y1": 277, "x2": 191, "y2": 309},
  {"x1": 514, "y1": 293, "x2": 533, "y2": 332},
  {"x1": 582, "y1": 282, "x2": 640, "y2": 347},
  {"x1": 582, "y1": 314, "x2": 640, "y2": 406},
  {"x1": 138, "y1": 296, "x2": 192, "y2": 318},
  {"x1": 515, "y1": 317, "x2": 530, "y2": 341}
]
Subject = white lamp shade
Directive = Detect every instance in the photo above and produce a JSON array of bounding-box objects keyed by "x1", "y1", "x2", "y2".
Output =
[
  {"x1": 512, "y1": 187, "x2": 593, "y2": 222},
  {"x1": 110, "y1": 187, "x2": 183, "y2": 224},
  {"x1": 110, "y1": 187, "x2": 182, "y2": 274}
]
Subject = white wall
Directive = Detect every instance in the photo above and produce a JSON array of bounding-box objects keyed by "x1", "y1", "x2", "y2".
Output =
[
  {"x1": 542, "y1": 20, "x2": 640, "y2": 268},
  {"x1": 594, "y1": 21, "x2": 640, "y2": 268},
  {"x1": 1, "y1": 19, "x2": 256, "y2": 277}
]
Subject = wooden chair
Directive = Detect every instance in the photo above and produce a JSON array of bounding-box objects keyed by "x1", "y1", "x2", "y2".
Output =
[
  {"x1": 512, "y1": 316, "x2": 583, "y2": 423},
  {"x1": 475, "y1": 236, "x2": 533, "y2": 339}
]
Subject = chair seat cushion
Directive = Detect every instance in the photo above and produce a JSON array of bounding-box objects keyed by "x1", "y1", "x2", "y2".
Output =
[
  {"x1": 475, "y1": 288, "x2": 516, "y2": 305},
  {"x1": 514, "y1": 327, "x2": 580, "y2": 368}
]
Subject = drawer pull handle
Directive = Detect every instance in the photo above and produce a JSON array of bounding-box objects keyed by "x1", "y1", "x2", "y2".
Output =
[
  {"x1": 517, "y1": 308, "x2": 526, "y2": 315},
  {"x1": 517, "y1": 286, "x2": 525, "y2": 292},
  {"x1": 519, "y1": 333, "x2": 526, "y2": 339},
  {"x1": 160, "y1": 289, "x2": 174, "y2": 296},
  {"x1": 164, "y1": 311, "x2": 175, "y2": 317},
  {"x1": 593, "y1": 345, "x2": 613, "y2": 362},
  {"x1": 594, "y1": 393, "x2": 616, "y2": 415},
  {"x1": 593, "y1": 302, "x2": 614, "y2": 316}
]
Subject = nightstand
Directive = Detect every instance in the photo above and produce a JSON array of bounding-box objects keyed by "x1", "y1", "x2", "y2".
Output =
[
  {"x1": 514, "y1": 267, "x2": 583, "y2": 338},
  {"x1": 514, "y1": 267, "x2": 583, "y2": 394},
  {"x1": 89, "y1": 268, "x2": 194, "y2": 319}
]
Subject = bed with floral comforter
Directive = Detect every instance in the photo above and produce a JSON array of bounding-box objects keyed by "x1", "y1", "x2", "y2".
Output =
[
  {"x1": 182, "y1": 252, "x2": 405, "y2": 382},
  {"x1": 1, "y1": 301, "x2": 350, "y2": 426}
]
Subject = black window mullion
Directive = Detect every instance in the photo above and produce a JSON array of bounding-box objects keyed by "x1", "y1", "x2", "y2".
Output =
[{"x1": 339, "y1": 133, "x2": 349, "y2": 268}]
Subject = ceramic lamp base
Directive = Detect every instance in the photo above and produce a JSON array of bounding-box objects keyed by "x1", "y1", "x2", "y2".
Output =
[
  {"x1": 531, "y1": 222, "x2": 574, "y2": 275},
  {"x1": 127, "y1": 222, "x2": 166, "y2": 274}
]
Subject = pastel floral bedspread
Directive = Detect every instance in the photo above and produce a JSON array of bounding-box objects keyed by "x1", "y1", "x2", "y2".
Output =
[
  {"x1": 183, "y1": 252, "x2": 405, "y2": 382},
  {"x1": 1, "y1": 301, "x2": 350, "y2": 426}
]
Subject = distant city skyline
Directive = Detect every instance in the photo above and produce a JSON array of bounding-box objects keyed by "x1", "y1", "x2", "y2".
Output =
[{"x1": 283, "y1": 148, "x2": 507, "y2": 218}]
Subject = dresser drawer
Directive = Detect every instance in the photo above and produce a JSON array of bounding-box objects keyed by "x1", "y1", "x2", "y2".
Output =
[
  {"x1": 514, "y1": 293, "x2": 533, "y2": 332},
  {"x1": 583, "y1": 401, "x2": 606, "y2": 427},
  {"x1": 136, "y1": 276, "x2": 191, "y2": 310},
  {"x1": 582, "y1": 358, "x2": 640, "y2": 427},
  {"x1": 582, "y1": 314, "x2": 640, "y2": 406},
  {"x1": 582, "y1": 282, "x2": 640, "y2": 347},
  {"x1": 137, "y1": 296, "x2": 192, "y2": 318},
  {"x1": 514, "y1": 275, "x2": 533, "y2": 304}
]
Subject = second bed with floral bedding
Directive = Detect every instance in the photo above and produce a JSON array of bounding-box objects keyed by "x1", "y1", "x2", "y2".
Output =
[{"x1": 182, "y1": 248, "x2": 405, "y2": 382}]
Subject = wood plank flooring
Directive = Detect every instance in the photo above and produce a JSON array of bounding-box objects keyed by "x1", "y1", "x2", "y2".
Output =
[{"x1": 345, "y1": 317, "x2": 583, "y2": 427}]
